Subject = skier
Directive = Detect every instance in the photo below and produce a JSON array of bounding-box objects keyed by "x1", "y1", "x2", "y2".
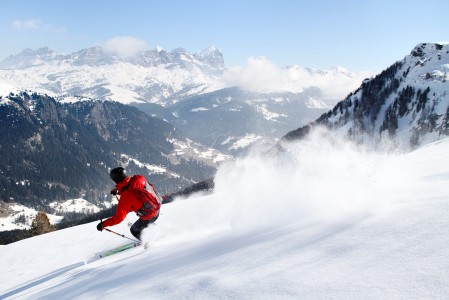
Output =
[{"x1": 97, "y1": 167, "x2": 163, "y2": 240}]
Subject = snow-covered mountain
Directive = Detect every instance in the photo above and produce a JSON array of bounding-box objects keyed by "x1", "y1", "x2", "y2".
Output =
[
  {"x1": 282, "y1": 43, "x2": 449, "y2": 151},
  {"x1": 1, "y1": 134, "x2": 448, "y2": 298},
  {"x1": 0, "y1": 46, "x2": 225, "y2": 104},
  {"x1": 0, "y1": 46, "x2": 364, "y2": 106}
]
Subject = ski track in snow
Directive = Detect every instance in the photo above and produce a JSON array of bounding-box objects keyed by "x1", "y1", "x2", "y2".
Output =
[{"x1": 1, "y1": 132, "x2": 449, "y2": 299}]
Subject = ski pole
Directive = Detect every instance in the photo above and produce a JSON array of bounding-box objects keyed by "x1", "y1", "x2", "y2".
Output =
[{"x1": 104, "y1": 228, "x2": 140, "y2": 243}]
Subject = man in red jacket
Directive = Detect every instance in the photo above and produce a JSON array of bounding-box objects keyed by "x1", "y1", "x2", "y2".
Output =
[{"x1": 97, "y1": 167, "x2": 162, "y2": 240}]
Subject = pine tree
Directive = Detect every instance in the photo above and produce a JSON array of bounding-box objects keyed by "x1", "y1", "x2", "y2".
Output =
[{"x1": 30, "y1": 211, "x2": 55, "y2": 236}]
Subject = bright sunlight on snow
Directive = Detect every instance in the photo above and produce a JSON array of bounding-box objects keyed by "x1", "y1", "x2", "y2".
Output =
[{"x1": 1, "y1": 129, "x2": 448, "y2": 299}]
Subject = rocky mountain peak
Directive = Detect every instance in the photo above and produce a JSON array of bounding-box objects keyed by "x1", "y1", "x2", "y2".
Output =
[{"x1": 410, "y1": 43, "x2": 447, "y2": 59}]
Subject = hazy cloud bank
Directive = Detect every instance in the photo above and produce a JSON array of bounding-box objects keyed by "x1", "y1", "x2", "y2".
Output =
[
  {"x1": 223, "y1": 56, "x2": 373, "y2": 100},
  {"x1": 12, "y1": 19, "x2": 66, "y2": 33},
  {"x1": 103, "y1": 36, "x2": 147, "y2": 56}
]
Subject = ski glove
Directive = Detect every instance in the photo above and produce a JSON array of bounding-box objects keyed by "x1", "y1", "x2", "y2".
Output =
[
  {"x1": 97, "y1": 221, "x2": 103, "y2": 231},
  {"x1": 111, "y1": 188, "x2": 118, "y2": 196}
]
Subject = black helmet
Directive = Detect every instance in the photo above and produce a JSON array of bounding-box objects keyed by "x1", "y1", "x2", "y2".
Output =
[{"x1": 110, "y1": 167, "x2": 127, "y2": 184}]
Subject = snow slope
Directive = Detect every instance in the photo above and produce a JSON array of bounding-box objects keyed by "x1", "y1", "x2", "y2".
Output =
[{"x1": 1, "y1": 131, "x2": 448, "y2": 299}]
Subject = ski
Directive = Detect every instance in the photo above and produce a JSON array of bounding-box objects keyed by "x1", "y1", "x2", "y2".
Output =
[{"x1": 99, "y1": 242, "x2": 141, "y2": 258}]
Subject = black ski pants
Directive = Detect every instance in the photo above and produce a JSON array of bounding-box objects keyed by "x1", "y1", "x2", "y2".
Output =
[{"x1": 130, "y1": 213, "x2": 159, "y2": 240}]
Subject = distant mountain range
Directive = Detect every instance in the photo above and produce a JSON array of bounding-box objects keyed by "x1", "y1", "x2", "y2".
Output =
[
  {"x1": 0, "y1": 46, "x2": 358, "y2": 105},
  {"x1": 0, "y1": 45, "x2": 357, "y2": 154},
  {"x1": 0, "y1": 46, "x2": 225, "y2": 104},
  {"x1": 281, "y1": 43, "x2": 449, "y2": 151},
  {"x1": 0, "y1": 45, "x2": 225, "y2": 100}
]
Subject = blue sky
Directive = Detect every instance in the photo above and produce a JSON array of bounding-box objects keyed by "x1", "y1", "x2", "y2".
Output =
[{"x1": 0, "y1": 0, "x2": 448, "y2": 73}]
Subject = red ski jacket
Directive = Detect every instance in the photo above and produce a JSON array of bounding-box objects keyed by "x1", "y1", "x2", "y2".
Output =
[{"x1": 102, "y1": 175, "x2": 160, "y2": 228}]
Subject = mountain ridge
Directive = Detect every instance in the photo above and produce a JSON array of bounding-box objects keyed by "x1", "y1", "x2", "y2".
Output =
[{"x1": 0, "y1": 45, "x2": 224, "y2": 71}]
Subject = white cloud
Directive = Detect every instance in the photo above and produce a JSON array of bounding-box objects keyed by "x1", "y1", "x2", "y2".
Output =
[
  {"x1": 12, "y1": 19, "x2": 65, "y2": 33},
  {"x1": 223, "y1": 57, "x2": 292, "y2": 92},
  {"x1": 223, "y1": 57, "x2": 373, "y2": 100},
  {"x1": 13, "y1": 19, "x2": 41, "y2": 30},
  {"x1": 103, "y1": 36, "x2": 147, "y2": 56}
]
